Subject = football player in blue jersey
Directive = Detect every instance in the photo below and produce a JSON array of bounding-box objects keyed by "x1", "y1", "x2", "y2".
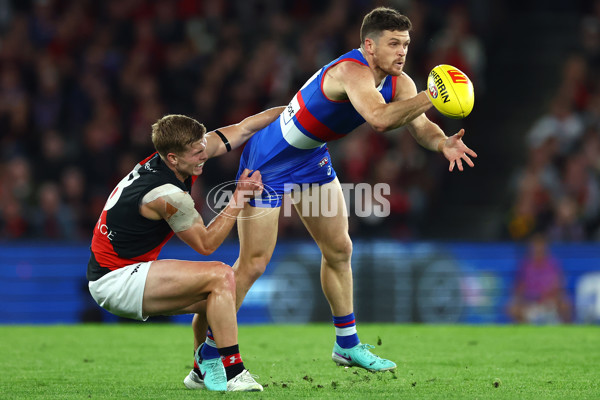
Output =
[{"x1": 190, "y1": 6, "x2": 478, "y2": 378}]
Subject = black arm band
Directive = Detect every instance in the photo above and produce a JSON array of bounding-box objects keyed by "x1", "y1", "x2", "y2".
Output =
[{"x1": 214, "y1": 129, "x2": 231, "y2": 152}]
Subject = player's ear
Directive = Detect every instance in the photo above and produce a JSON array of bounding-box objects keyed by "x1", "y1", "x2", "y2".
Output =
[
  {"x1": 364, "y1": 38, "x2": 375, "y2": 54},
  {"x1": 166, "y1": 152, "x2": 178, "y2": 166}
]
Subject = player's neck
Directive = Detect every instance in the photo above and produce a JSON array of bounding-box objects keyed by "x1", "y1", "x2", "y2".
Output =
[
  {"x1": 170, "y1": 164, "x2": 190, "y2": 183},
  {"x1": 358, "y1": 47, "x2": 387, "y2": 87},
  {"x1": 160, "y1": 156, "x2": 189, "y2": 183}
]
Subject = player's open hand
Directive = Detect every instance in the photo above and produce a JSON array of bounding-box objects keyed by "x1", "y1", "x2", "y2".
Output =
[
  {"x1": 441, "y1": 129, "x2": 477, "y2": 172},
  {"x1": 236, "y1": 169, "x2": 264, "y2": 203}
]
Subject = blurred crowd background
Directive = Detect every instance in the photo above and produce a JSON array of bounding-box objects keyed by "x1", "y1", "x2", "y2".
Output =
[{"x1": 0, "y1": 0, "x2": 598, "y2": 243}]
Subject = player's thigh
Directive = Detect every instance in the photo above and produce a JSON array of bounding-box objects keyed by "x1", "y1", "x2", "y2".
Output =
[
  {"x1": 237, "y1": 202, "x2": 281, "y2": 262},
  {"x1": 294, "y1": 178, "x2": 351, "y2": 254},
  {"x1": 142, "y1": 259, "x2": 233, "y2": 315}
]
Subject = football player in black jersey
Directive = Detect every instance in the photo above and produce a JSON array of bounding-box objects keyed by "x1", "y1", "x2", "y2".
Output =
[{"x1": 88, "y1": 108, "x2": 284, "y2": 391}]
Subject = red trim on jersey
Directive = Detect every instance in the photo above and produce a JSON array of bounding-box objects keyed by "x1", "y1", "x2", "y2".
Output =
[
  {"x1": 391, "y1": 75, "x2": 398, "y2": 99},
  {"x1": 320, "y1": 58, "x2": 366, "y2": 103},
  {"x1": 91, "y1": 210, "x2": 175, "y2": 271},
  {"x1": 108, "y1": 186, "x2": 119, "y2": 201},
  {"x1": 296, "y1": 91, "x2": 346, "y2": 142},
  {"x1": 90, "y1": 152, "x2": 185, "y2": 273},
  {"x1": 139, "y1": 152, "x2": 158, "y2": 165}
]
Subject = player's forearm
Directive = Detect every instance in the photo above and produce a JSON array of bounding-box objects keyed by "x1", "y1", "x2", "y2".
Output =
[
  {"x1": 200, "y1": 189, "x2": 250, "y2": 253},
  {"x1": 194, "y1": 207, "x2": 239, "y2": 255},
  {"x1": 241, "y1": 106, "x2": 285, "y2": 133},
  {"x1": 416, "y1": 127, "x2": 447, "y2": 153},
  {"x1": 228, "y1": 106, "x2": 285, "y2": 149},
  {"x1": 206, "y1": 106, "x2": 285, "y2": 159},
  {"x1": 408, "y1": 117, "x2": 448, "y2": 152},
  {"x1": 374, "y1": 92, "x2": 432, "y2": 131}
]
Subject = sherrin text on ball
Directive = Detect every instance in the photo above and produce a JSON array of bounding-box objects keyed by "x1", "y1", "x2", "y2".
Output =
[{"x1": 427, "y1": 64, "x2": 474, "y2": 119}]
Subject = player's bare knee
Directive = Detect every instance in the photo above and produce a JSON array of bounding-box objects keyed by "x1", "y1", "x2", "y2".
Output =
[
  {"x1": 238, "y1": 255, "x2": 269, "y2": 283},
  {"x1": 323, "y1": 236, "x2": 353, "y2": 266},
  {"x1": 214, "y1": 263, "x2": 235, "y2": 291},
  {"x1": 200, "y1": 262, "x2": 235, "y2": 293}
]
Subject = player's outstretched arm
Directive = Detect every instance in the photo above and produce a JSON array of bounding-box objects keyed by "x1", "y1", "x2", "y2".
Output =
[
  {"x1": 139, "y1": 169, "x2": 263, "y2": 255},
  {"x1": 440, "y1": 129, "x2": 478, "y2": 172},
  {"x1": 335, "y1": 62, "x2": 432, "y2": 132},
  {"x1": 407, "y1": 113, "x2": 477, "y2": 172},
  {"x1": 205, "y1": 106, "x2": 285, "y2": 158}
]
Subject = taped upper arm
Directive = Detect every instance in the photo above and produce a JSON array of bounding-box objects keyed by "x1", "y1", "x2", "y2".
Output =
[
  {"x1": 142, "y1": 184, "x2": 183, "y2": 205},
  {"x1": 142, "y1": 184, "x2": 201, "y2": 232}
]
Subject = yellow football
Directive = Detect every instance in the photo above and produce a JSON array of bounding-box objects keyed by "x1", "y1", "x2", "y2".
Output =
[{"x1": 426, "y1": 64, "x2": 474, "y2": 119}]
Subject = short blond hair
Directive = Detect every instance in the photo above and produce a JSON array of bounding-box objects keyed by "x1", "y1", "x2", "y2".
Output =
[{"x1": 151, "y1": 114, "x2": 206, "y2": 159}]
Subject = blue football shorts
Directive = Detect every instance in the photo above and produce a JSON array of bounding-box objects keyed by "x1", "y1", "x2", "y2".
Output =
[{"x1": 236, "y1": 139, "x2": 337, "y2": 208}]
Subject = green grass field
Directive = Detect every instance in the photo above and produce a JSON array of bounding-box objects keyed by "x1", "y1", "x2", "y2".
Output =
[{"x1": 1, "y1": 323, "x2": 599, "y2": 399}]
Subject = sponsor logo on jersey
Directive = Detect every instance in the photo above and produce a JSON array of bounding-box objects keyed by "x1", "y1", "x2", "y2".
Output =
[
  {"x1": 143, "y1": 162, "x2": 157, "y2": 173},
  {"x1": 286, "y1": 103, "x2": 295, "y2": 119}
]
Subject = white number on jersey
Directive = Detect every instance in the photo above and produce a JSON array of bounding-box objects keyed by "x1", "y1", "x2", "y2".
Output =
[{"x1": 103, "y1": 166, "x2": 141, "y2": 211}]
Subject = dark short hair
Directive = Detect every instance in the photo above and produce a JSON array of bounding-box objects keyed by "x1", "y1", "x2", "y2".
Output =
[
  {"x1": 151, "y1": 114, "x2": 206, "y2": 159},
  {"x1": 360, "y1": 7, "x2": 412, "y2": 44}
]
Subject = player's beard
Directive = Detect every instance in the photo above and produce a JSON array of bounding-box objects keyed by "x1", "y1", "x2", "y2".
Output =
[
  {"x1": 374, "y1": 52, "x2": 404, "y2": 77},
  {"x1": 386, "y1": 59, "x2": 404, "y2": 76}
]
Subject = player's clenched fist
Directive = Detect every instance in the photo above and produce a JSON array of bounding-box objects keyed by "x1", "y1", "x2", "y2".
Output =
[{"x1": 234, "y1": 169, "x2": 264, "y2": 205}]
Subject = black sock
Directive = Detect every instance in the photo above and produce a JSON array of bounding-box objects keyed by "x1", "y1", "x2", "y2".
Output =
[{"x1": 218, "y1": 344, "x2": 245, "y2": 380}]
